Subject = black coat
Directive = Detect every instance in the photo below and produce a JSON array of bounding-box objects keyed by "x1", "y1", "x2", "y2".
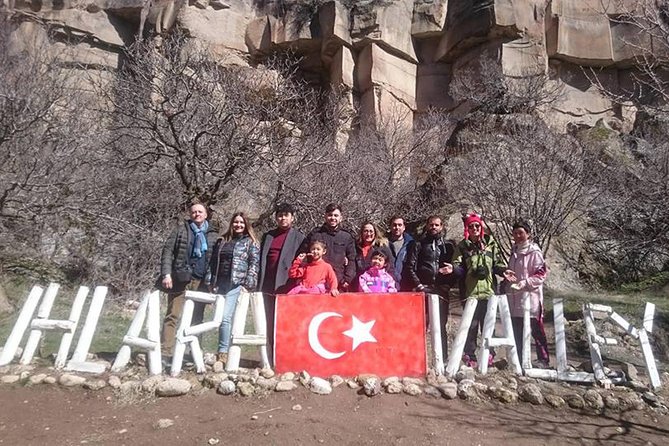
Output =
[
  {"x1": 160, "y1": 219, "x2": 218, "y2": 279},
  {"x1": 300, "y1": 225, "x2": 356, "y2": 285},
  {"x1": 405, "y1": 234, "x2": 456, "y2": 290}
]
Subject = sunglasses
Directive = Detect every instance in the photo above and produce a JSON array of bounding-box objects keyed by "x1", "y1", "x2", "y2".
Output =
[{"x1": 468, "y1": 223, "x2": 481, "y2": 229}]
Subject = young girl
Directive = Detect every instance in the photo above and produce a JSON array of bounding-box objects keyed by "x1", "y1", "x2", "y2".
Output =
[
  {"x1": 288, "y1": 240, "x2": 339, "y2": 296},
  {"x1": 506, "y1": 220, "x2": 549, "y2": 368},
  {"x1": 210, "y1": 212, "x2": 259, "y2": 365},
  {"x1": 354, "y1": 221, "x2": 394, "y2": 290},
  {"x1": 358, "y1": 250, "x2": 397, "y2": 293}
]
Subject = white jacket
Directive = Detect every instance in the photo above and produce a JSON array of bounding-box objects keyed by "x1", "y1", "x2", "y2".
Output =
[{"x1": 507, "y1": 241, "x2": 547, "y2": 319}]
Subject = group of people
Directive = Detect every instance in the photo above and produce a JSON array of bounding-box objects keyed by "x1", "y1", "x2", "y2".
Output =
[{"x1": 158, "y1": 202, "x2": 549, "y2": 370}]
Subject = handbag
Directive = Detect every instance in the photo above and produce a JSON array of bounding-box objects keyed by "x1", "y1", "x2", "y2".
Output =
[{"x1": 172, "y1": 266, "x2": 193, "y2": 284}]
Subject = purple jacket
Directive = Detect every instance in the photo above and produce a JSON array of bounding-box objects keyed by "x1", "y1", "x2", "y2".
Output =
[{"x1": 358, "y1": 268, "x2": 397, "y2": 293}]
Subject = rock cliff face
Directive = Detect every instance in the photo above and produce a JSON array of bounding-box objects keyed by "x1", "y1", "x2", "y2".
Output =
[{"x1": 2, "y1": 0, "x2": 658, "y2": 134}]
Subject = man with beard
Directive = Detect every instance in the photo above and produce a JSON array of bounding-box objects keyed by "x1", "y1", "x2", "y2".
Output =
[{"x1": 405, "y1": 215, "x2": 456, "y2": 360}]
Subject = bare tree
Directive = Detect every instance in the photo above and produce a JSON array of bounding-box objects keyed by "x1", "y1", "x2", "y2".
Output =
[
  {"x1": 96, "y1": 32, "x2": 324, "y2": 208},
  {"x1": 248, "y1": 98, "x2": 456, "y2": 234},
  {"x1": 582, "y1": 1, "x2": 669, "y2": 283},
  {"x1": 450, "y1": 51, "x2": 563, "y2": 115},
  {"x1": 443, "y1": 114, "x2": 598, "y2": 257}
]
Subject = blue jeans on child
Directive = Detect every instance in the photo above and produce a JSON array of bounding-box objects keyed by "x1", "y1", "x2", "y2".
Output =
[{"x1": 218, "y1": 285, "x2": 243, "y2": 353}]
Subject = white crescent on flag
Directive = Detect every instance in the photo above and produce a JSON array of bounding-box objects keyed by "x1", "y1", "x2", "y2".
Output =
[
  {"x1": 308, "y1": 312, "x2": 346, "y2": 360},
  {"x1": 308, "y1": 312, "x2": 377, "y2": 360}
]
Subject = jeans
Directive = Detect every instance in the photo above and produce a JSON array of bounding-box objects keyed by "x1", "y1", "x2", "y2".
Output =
[{"x1": 218, "y1": 285, "x2": 243, "y2": 353}]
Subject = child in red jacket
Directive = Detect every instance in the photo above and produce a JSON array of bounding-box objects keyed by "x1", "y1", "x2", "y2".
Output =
[{"x1": 287, "y1": 241, "x2": 339, "y2": 296}]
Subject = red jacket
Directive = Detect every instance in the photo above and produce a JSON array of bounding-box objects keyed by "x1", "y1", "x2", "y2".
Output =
[{"x1": 289, "y1": 258, "x2": 338, "y2": 290}]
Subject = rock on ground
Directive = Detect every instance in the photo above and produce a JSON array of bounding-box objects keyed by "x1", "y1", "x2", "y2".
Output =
[
  {"x1": 604, "y1": 395, "x2": 620, "y2": 411},
  {"x1": 260, "y1": 368, "x2": 275, "y2": 379},
  {"x1": 59, "y1": 374, "x2": 86, "y2": 387},
  {"x1": 620, "y1": 392, "x2": 645, "y2": 411},
  {"x1": 330, "y1": 375, "x2": 344, "y2": 387},
  {"x1": 455, "y1": 367, "x2": 475, "y2": 382},
  {"x1": 457, "y1": 379, "x2": 478, "y2": 401},
  {"x1": 43, "y1": 376, "x2": 57, "y2": 385},
  {"x1": 107, "y1": 375, "x2": 122, "y2": 389},
  {"x1": 156, "y1": 378, "x2": 192, "y2": 397},
  {"x1": 83, "y1": 379, "x2": 107, "y2": 391},
  {"x1": 438, "y1": 382, "x2": 458, "y2": 400},
  {"x1": 141, "y1": 375, "x2": 165, "y2": 393},
  {"x1": 28, "y1": 374, "x2": 47, "y2": 385},
  {"x1": 518, "y1": 383, "x2": 544, "y2": 405},
  {"x1": 363, "y1": 377, "x2": 382, "y2": 397},
  {"x1": 217, "y1": 380, "x2": 236, "y2": 395},
  {"x1": 237, "y1": 382, "x2": 255, "y2": 397},
  {"x1": 403, "y1": 383, "x2": 422, "y2": 396},
  {"x1": 155, "y1": 418, "x2": 174, "y2": 429},
  {"x1": 385, "y1": 381, "x2": 403, "y2": 394},
  {"x1": 275, "y1": 380, "x2": 297, "y2": 392},
  {"x1": 255, "y1": 377, "x2": 277, "y2": 391},
  {"x1": 584, "y1": 389, "x2": 604, "y2": 412},
  {"x1": 309, "y1": 377, "x2": 333, "y2": 395},
  {"x1": 544, "y1": 394, "x2": 566, "y2": 409},
  {"x1": 1, "y1": 375, "x2": 21, "y2": 384},
  {"x1": 487, "y1": 386, "x2": 518, "y2": 404},
  {"x1": 564, "y1": 393, "x2": 585, "y2": 409}
]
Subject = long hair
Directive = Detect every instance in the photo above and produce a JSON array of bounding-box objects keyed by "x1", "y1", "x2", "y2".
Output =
[
  {"x1": 357, "y1": 221, "x2": 388, "y2": 247},
  {"x1": 222, "y1": 212, "x2": 257, "y2": 244}
]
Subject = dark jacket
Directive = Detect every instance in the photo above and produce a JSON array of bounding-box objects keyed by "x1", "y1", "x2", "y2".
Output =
[
  {"x1": 388, "y1": 232, "x2": 414, "y2": 286},
  {"x1": 405, "y1": 234, "x2": 457, "y2": 290},
  {"x1": 160, "y1": 219, "x2": 218, "y2": 279},
  {"x1": 300, "y1": 225, "x2": 356, "y2": 285},
  {"x1": 258, "y1": 227, "x2": 306, "y2": 293},
  {"x1": 210, "y1": 235, "x2": 260, "y2": 292},
  {"x1": 353, "y1": 243, "x2": 394, "y2": 291}
]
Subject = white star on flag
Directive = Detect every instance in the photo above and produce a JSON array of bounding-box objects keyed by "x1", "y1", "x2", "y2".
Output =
[{"x1": 343, "y1": 316, "x2": 377, "y2": 351}]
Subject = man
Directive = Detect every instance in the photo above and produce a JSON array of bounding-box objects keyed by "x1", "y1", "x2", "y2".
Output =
[
  {"x1": 300, "y1": 203, "x2": 356, "y2": 291},
  {"x1": 258, "y1": 203, "x2": 305, "y2": 360},
  {"x1": 159, "y1": 202, "x2": 218, "y2": 357},
  {"x1": 405, "y1": 215, "x2": 456, "y2": 360},
  {"x1": 387, "y1": 215, "x2": 415, "y2": 290}
]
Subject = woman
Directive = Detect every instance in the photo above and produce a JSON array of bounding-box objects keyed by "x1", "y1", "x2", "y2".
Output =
[
  {"x1": 354, "y1": 221, "x2": 394, "y2": 291},
  {"x1": 506, "y1": 220, "x2": 549, "y2": 368},
  {"x1": 445, "y1": 213, "x2": 514, "y2": 368},
  {"x1": 210, "y1": 212, "x2": 259, "y2": 365}
]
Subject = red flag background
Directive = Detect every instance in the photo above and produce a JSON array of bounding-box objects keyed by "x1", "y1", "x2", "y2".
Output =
[{"x1": 274, "y1": 292, "x2": 426, "y2": 377}]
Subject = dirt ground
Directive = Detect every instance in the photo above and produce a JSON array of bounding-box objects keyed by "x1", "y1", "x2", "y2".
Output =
[{"x1": 0, "y1": 385, "x2": 667, "y2": 446}]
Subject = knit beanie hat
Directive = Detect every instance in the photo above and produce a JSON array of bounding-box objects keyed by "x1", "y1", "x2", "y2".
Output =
[{"x1": 463, "y1": 213, "x2": 484, "y2": 241}]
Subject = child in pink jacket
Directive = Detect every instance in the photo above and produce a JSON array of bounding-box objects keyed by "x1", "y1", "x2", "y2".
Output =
[
  {"x1": 506, "y1": 221, "x2": 549, "y2": 368},
  {"x1": 358, "y1": 250, "x2": 397, "y2": 293}
]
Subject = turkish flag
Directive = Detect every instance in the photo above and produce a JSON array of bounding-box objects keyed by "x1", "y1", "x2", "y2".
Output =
[{"x1": 274, "y1": 292, "x2": 426, "y2": 377}]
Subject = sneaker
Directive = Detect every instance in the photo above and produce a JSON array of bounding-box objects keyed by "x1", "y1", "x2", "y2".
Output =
[
  {"x1": 463, "y1": 354, "x2": 477, "y2": 368},
  {"x1": 216, "y1": 352, "x2": 228, "y2": 365},
  {"x1": 532, "y1": 359, "x2": 550, "y2": 369}
]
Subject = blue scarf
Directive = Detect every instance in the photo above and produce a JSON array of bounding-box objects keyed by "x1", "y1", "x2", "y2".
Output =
[{"x1": 190, "y1": 220, "x2": 208, "y2": 258}]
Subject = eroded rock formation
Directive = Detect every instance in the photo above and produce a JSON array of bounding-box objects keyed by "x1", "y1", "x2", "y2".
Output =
[{"x1": 2, "y1": 0, "x2": 660, "y2": 135}]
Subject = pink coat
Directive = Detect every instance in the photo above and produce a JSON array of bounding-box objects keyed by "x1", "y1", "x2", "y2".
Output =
[{"x1": 507, "y1": 242, "x2": 547, "y2": 319}]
